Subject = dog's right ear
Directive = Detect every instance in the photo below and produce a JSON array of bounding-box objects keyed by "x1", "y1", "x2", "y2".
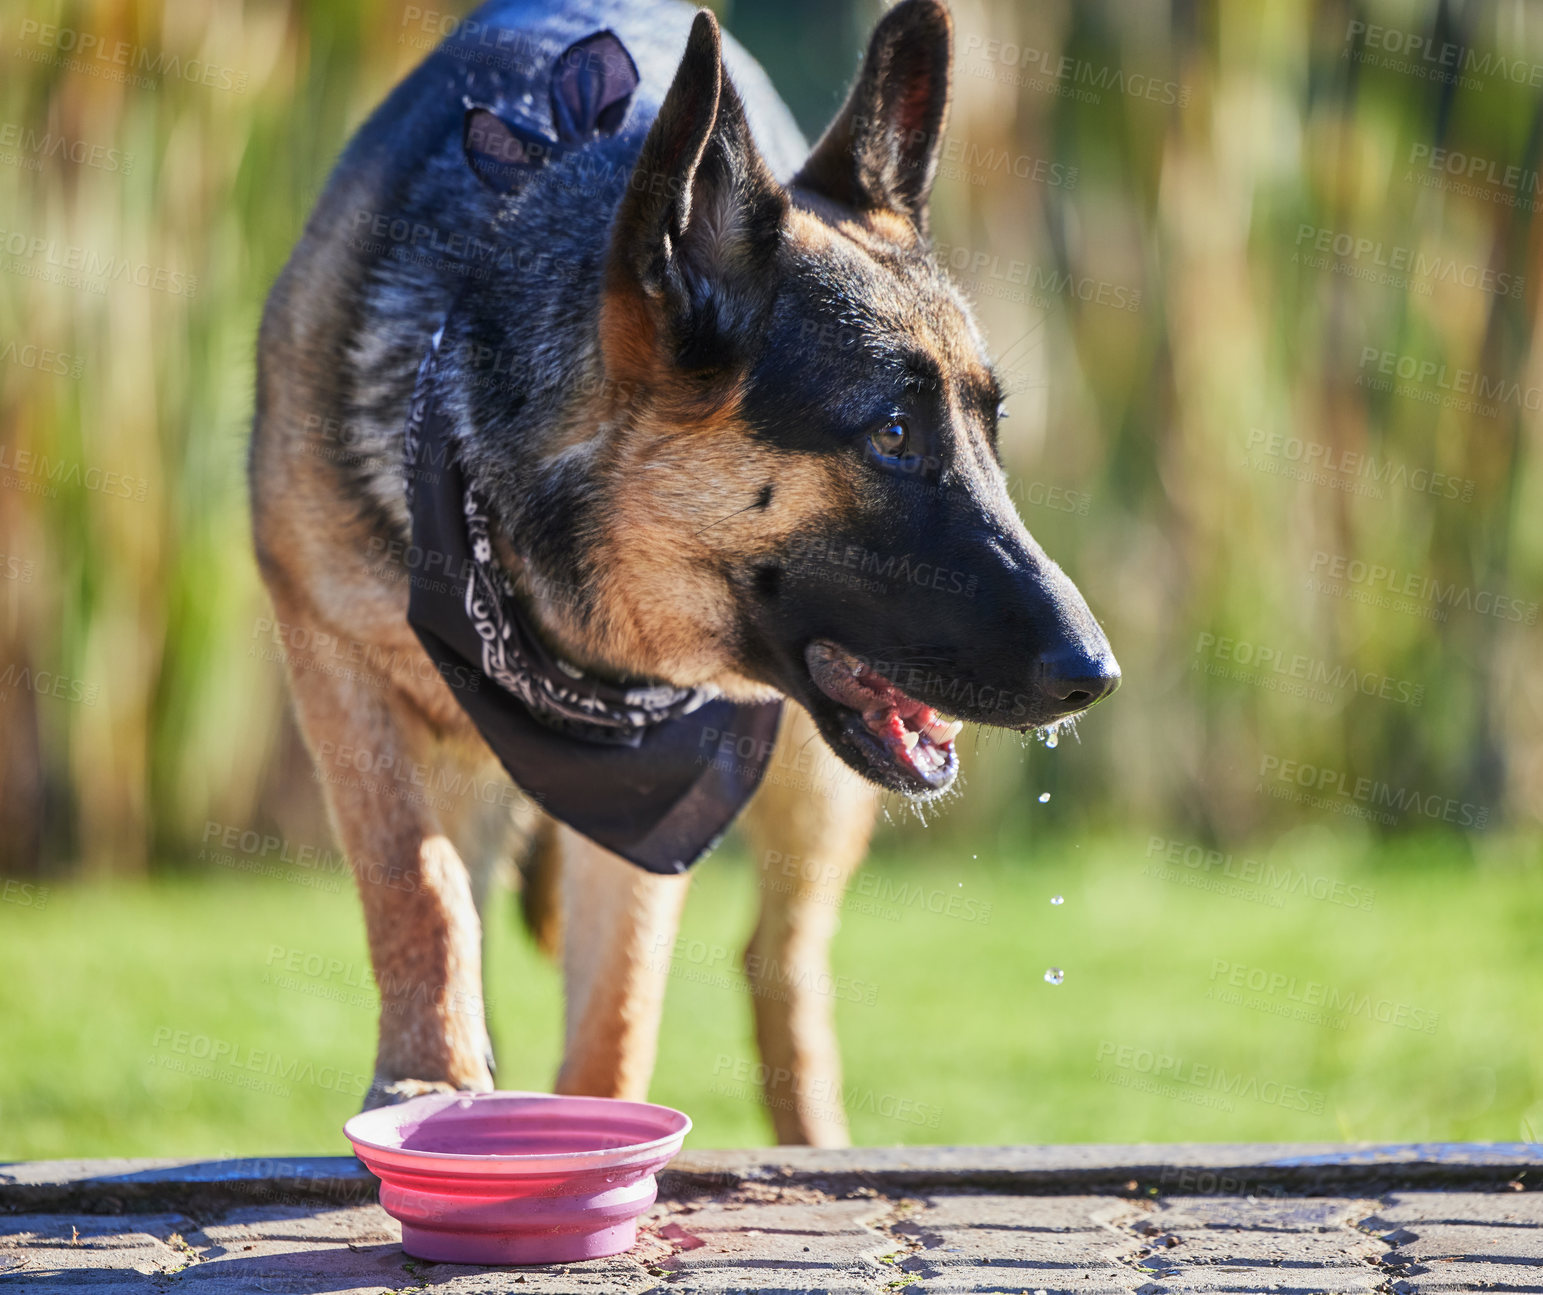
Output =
[
  {"x1": 794, "y1": 0, "x2": 952, "y2": 238},
  {"x1": 605, "y1": 11, "x2": 786, "y2": 377}
]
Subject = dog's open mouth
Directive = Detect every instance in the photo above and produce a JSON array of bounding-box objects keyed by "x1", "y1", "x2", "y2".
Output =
[{"x1": 805, "y1": 640, "x2": 961, "y2": 796}]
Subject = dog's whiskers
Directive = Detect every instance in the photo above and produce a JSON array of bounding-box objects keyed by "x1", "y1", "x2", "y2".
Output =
[{"x1": 692, "y1": 500, "x2": 762, "y2": 537}]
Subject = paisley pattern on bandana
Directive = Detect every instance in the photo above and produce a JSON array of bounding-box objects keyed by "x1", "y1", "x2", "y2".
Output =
[
  {"x1": 407, "y1": 326, "x2": 710, "y2": 743},
  {"x1": 460, "y1": 475, "x2": 707, "y2": 736}
]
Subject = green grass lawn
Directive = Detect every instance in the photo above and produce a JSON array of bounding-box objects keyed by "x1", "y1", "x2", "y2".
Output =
[{"x1": 2, "y1": 830, "x2": 1540, "y2": 1160}]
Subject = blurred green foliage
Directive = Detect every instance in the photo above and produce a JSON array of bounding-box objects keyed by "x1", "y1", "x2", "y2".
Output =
[{"x1": 0, "y1": 0, "x2": 1539, "y2": 880}]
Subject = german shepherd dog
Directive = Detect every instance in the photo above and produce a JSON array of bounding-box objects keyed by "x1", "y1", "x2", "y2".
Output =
[{"x1": 251, "y1": 0, "x2": 1117, "y2": 1145}]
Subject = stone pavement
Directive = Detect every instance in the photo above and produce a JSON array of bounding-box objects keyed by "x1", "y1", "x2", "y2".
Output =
[{"x1": 3, "y1": 1144, "x2": 1542, "y2": 1293}]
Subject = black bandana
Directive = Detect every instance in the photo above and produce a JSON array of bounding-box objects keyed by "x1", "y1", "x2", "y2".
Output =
[{"x1": 403, "y1": 326, "x2": 783, "y2": 874}]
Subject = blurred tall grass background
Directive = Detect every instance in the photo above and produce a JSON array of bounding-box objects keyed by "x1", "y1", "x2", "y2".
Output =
[{"x1": 0, "y1": 0, "x2": 1539, "y2": 878}]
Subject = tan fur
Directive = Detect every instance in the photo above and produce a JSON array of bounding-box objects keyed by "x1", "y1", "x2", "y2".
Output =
[
  {"x1": 737, "y1": 705, "x2": 878, "y2": 1145},
  {"x1": 554, "y1": 824, "x2": 692, "y2": 1100},
  {"x1": 586, "y1": 421, "x2": 854, "y2": 695},
  {"x1": 787, "y1": 189, "x2": 922, "y2": 260},
  {"x1": 269, "y1": 583, "x2": 496, "y2": 1102}
]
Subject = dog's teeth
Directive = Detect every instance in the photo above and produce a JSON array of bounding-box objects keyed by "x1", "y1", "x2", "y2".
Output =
[
  {"x1": 901, "y1": 730, "x2": 919, "y2": 752},
  {"x1": 925, "y1": 718, "x2": 963, "y2": 745}
]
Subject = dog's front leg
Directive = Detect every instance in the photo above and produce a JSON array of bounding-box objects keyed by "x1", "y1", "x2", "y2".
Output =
[
  {"x1": 554, "y1": 824, "x2": 691, "y2": 1100},
  {"x1": 358, "y1": 826, "x2": 492, "y2": 1107},
  {"x1": 281, "y1": 626, "x2": 493, "y2": 1108},
  {"x1": 739, "y1": 707, "x2": 879, "y2": 1146}
]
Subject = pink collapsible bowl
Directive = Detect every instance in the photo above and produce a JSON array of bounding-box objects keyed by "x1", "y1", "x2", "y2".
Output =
[{"x1": 343, "y1": 1090, "x2": 691, "y2": 1265}]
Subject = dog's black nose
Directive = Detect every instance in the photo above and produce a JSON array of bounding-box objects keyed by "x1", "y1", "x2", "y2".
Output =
[{"x1": 1038, "y1": 642, "x2": 1121, "y2": 718}]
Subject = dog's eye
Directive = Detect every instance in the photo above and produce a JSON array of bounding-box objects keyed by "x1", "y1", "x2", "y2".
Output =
[{"x1": 867, "y1": 418, "x2": 909, "y2": 458}]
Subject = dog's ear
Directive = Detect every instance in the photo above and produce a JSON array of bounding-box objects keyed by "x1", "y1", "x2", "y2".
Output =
[
  {"x1": 607, "y1": 10, "x2": 786, "y2": 374},
  {"x1": 794, "y1": 0, "x2": 952, "y2": 237}
]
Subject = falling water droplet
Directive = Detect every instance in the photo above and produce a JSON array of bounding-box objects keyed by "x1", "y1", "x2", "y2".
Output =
[
  {"x1": 1038, "y1": 792, "x2": 1051, "y2": 803},
  {"x1": 1043, "y1": 967, "x2": 1065, "y2": 986},
  {"x1": 1045, "y1": 730, "x2": 1059, "y2": 749},
  {"x1": 1050, "y1": 895, "x2": 1064, "y2": 906}
]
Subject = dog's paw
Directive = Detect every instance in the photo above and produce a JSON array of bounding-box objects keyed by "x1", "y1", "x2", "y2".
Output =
[{"x1": 361, "y1": 1076, "x2": 471, "y2": 1110}]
